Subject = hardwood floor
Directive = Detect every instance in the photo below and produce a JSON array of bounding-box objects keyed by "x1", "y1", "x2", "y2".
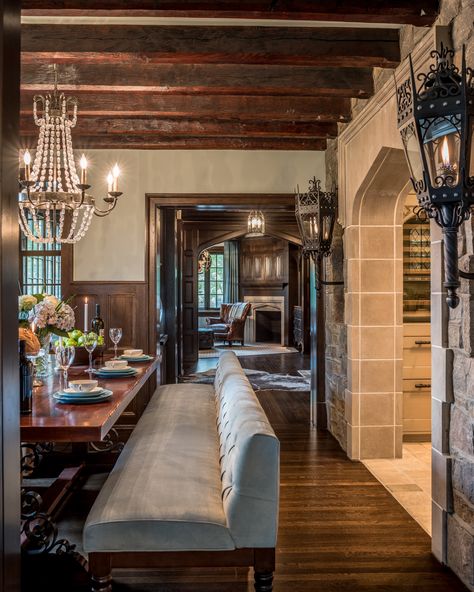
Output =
[{"x1": 53, "y1": 353, "x2": 466, "y2": 591}]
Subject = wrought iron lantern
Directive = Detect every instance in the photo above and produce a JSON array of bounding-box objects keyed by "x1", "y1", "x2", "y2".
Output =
[
  {"x1": 247, "y1": 210, "x2": 265, "y2": 236},
  {"x1": 295, "y1": 178, "x2": 337, "y2": 260},
  {"x1": 396, "y1": 44, "x2": 474, "y2": 308},
  {"x1": 197, "y1": 249, "x2": 212, "y2": 273}
]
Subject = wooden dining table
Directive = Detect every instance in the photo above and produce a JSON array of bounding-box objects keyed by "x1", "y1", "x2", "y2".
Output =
[
  {"x1": 20, "y1": 355, "x2": 161, "y2": 565},
  {"x1": 21, "y1": 355, "x2": 160, "y2": 443}
]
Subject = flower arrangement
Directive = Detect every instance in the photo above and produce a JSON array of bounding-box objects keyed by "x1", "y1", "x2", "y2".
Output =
[{"x1": 19, "y1": 293, "x2": 76, "y2": 339}]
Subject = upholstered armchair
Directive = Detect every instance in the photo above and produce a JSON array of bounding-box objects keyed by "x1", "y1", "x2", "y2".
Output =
[{"x1": 206, "y1": 302, "x2": 251, "y2": 346}]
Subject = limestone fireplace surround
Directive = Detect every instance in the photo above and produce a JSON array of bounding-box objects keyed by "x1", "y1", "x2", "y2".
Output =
[{"x1": 243, "y1": 295, "x2": 285, "y2": 346}]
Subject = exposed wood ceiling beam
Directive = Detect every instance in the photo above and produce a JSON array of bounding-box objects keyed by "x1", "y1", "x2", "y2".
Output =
[
  {"x1": 21, "y1": 1, "x2": 440, "y2": 26},
  {"x1": 20, "y1": 93, "x2": 352, "y2": 122},
  {"x1": 21, "y1": 63, "x2": 374, "y2": 98},
  {"x1": 20, "y1": 116, "x2": 338, "y2": 138},
  {"x1": 21, "y1": 25, "x2": 400, "y2": 68},
  {"x1": 34, "y1": 136, "x2": 327, "y2": 150}
]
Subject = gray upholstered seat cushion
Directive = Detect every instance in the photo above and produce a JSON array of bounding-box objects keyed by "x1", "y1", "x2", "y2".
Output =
[
  {"x1": 83, "y1": 384, "x2": 235, "y2": 552},
  {"x1": 215, "y1": 353, "x2": 280, "y2": 548}
]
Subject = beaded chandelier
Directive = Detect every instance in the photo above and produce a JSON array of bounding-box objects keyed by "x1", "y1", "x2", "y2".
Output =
[{"x1": 19, "y1": 65, "x2": 124, "y2": 244}]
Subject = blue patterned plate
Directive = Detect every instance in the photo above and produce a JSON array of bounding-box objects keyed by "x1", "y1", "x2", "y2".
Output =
[
  {"x1": 53, "y1": 389, "x2": 113, "y2": 404},
  {"x1": 94, "y1": 369, "x2": 138, "y2": 378},
  {"x1": 119, "y1": 355, "x2": 153, "y2": 362}
]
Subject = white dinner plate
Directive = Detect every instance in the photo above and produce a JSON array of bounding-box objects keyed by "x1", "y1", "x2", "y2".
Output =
[
  {"x1": 99, "y1": 365, "x2": 133, "y2": 372},
  {"x1": 63, "y1": 386, "x2": 104, "y2": 395}
]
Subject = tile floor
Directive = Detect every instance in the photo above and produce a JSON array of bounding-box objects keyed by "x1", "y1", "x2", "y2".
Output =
[{"x1": 363, "y1": 442, "x2": 432, "y2": 535}]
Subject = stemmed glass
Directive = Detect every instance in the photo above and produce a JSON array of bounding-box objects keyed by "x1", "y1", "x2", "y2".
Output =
[
  {"x1": 84, "y1": 333, "x2": 98, "y2": 374},
  {"x1": 109, "y1": 328, "x2": 122, "y2": 360},
  {"x1": 55, "y1": 345, "x2": 75, "y2": 390}
]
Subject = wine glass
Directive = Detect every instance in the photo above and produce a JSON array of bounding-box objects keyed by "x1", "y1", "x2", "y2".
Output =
[
  {"x1": 84, "y1": 333, "x2": 98, "y2": 374},
  {"x1": 109, "y1": 328, "x2": 122, "y2": 360},
  {"x1": 55, "y1": 345, "x2": 75, "y2": 390}
]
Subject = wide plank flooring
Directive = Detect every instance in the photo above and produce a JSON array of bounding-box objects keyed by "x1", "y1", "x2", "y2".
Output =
[{"x1": 56, "y1": 353, "x2": 466, "y2": 591}]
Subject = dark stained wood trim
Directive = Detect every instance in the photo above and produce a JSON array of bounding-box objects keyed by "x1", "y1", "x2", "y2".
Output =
[
  {"x1": 21, "y1": 25, "x2": 400, "y2": 68},
  {"x1": 20, "y1": 116, "x2": 338, "y2": 139},
  {"x1": 21, "y1": 1, "x2": 440, "y2": 26},
  {"x1": 21, "y1": 63, "x2": 374, "y2": 98},
  {"x1": 0, "y1": 2, "x2": 21, "y2": 590},
  {"x1": 20, "y1": 93, "x2": 352, "y2": 123},
  {"x1": 146, "y1": 192, "x2": 302, "y2": 376},
  {"x1": 147, "y1": 193, "x2": 296, "y2": 208},
  {"x1": 26, "y1": 136, "x2": 326, "y2": 151}
]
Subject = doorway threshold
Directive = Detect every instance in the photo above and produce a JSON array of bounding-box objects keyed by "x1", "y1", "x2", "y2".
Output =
[{"x1": 363, "y1": 443, "x2": 432, "y2": 535}]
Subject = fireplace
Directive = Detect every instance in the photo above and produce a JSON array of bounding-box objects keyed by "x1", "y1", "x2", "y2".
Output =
[
  {"x1": 243, "y1": 295, "x2": 285, "y2": 345},
  {"x1": 255, "y1": 310, "x2": 281, "y2": 343}
]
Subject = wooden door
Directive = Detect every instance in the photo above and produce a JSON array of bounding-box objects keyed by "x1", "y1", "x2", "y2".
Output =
[{"x1": 0, "y1": 2, "x2": 21, "y2": 590}]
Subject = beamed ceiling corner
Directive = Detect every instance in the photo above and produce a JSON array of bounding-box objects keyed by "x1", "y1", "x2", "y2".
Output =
[{"x1": 19, "y1": 1, "x2": 440, "y2": 150}]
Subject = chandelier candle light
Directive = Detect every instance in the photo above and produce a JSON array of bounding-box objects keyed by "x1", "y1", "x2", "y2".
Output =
[{"x1": 19, "y1": 65, "x2": 124, "y2": 245}]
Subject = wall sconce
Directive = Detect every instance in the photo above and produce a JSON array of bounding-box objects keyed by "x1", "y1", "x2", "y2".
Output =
[
  {"x1": 396, "y1": 44, "x2": 474, "y2": 308},
  {"x1": 295, "y1": 178, "x2": 337, "y2": 260}
]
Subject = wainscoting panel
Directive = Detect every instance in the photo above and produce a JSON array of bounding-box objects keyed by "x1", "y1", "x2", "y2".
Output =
[{"x1": 62, "y1": 246, "x2": 154, "y2": 440}]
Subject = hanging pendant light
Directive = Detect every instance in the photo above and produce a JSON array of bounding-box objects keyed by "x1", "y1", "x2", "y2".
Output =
[
  {"x1": 247, "y1": 210, "x2": 265, "y2": 236},
  {"x1": 18, "y1": 65, "x2": 125, "y2": 245}
]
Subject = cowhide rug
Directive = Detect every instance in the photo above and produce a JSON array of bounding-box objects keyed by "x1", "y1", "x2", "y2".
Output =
[{"x1": 180, "y1": 368, "x2": 310, "y2": 391}]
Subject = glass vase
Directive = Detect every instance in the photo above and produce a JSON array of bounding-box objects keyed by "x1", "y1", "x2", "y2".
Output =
[{"x1": 34, "y1": 333, "x2": 52, "y2": 379}]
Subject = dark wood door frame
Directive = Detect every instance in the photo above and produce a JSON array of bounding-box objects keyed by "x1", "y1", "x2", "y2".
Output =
[
  {"x1": 146, "y1": 193, "x2": 303, "y2": 377},
  {"x1": 0, "y1": 3, "x2": 21, "y2": 590}
]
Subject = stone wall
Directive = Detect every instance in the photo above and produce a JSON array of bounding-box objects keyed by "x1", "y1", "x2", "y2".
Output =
[
  {"x1": 438, "y1": 2, "x2": 474, "y2": 589},
  {"x1": 324, "y1": 140, "x2": 347, "y2": 450},
  {"x1": 325, "y1": 3, "x2": 474, "y2": 587},
  {"x1": 448, "y1": 217, "x2": 474, "y2": 589}
]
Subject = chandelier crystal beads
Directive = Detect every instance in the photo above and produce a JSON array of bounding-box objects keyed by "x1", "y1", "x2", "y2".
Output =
[{"x1": 19, "y1": 66, "x2": 124, "y2": 245}]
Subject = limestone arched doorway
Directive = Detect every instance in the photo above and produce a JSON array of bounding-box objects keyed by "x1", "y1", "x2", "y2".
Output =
[{"x1": 345, "y1": 147, "x2": 415, "y2": 459}]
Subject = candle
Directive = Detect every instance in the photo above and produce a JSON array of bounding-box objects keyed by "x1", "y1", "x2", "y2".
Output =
[
  {"x1": 80, "y1": 154, "x2": 88, "y2": 185},
  {"x1": 23, "y1": 150, "x2": 31, "y2": 182},
  {"x1": 112, "y1": 163, "x2": 120, "y2": 192},
  {"x1": 107, "y1": 171, "x2": 114, "y2": 194},
  {"x1": 84, "y1": 297, "x2": 89, "y2": 333},
  {"x1": 30, "y1": 321, "x2": 36, "y2": 334}
]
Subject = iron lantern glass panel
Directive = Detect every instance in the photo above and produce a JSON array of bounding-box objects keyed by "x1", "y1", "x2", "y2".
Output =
[
  {"x1": 467, "y1": 116, "x2": 474, "y2": 180},
  {"x1": 420, "y1": 115, "x2": 461, "y2": 188},
  {"x1": 401, "y1": 122, "x2": 424, "y2": 183},
  {"x1": 303, "y1": 215, "x2": 319, "y2": 242}
]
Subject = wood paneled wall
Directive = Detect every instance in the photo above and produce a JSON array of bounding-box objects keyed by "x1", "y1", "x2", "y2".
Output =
[
  {"x1": 61, "y1": 246, "x2": 153, "y2": 438},
  {"x1": 240, "y1": 236, "x2": 288, "y2": 286}
]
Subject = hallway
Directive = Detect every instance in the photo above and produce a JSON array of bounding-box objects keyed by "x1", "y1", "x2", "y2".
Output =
[{"x1": 110, "y1": 354, "x2": 466, "y2": 591}]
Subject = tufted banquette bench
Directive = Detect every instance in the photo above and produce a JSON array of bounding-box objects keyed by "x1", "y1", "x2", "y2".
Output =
[{"x1": 83, "y1": 351, "x2": 280, "y2": 592}]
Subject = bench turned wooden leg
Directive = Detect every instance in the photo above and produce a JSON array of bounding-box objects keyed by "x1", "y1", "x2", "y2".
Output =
[
  {"x1": 254, "y1": 548, "x2": 275, "y2": 592},
  {"x1": 89, "y1": 553, "x2": 112, "y2": 592},
  {"x1": 254, "y1": 571, "x2": 274, "y2": 591}
]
